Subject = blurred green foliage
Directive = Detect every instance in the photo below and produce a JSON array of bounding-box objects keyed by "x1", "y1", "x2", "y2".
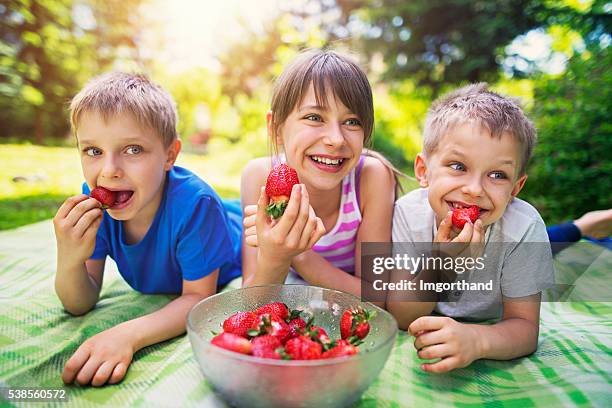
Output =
[{"x1": 523, "y1": 45, "x2": 611, "y2": 224}]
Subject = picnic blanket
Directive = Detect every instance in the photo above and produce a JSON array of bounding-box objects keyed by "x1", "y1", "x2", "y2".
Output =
[{"x1": 0, "y1": 220, "x2": 610, "y2": 407}]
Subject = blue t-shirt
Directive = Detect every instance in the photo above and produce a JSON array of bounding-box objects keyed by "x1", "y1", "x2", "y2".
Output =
[{"x1": 82, "y1": 166, "x2": 242, "y2": 294}]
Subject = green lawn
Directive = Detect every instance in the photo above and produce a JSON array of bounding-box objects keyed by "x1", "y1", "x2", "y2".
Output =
[
  {"x1": 0, "y1": 141, "x2": 418, "y2": 230},
  {"x1": 0, "y1": 140, "x2": 253, "y2": 230}
]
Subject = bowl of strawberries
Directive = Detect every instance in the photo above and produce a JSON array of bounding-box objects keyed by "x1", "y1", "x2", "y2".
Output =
[{"x1": 187, "y1": 284, "x2": 397, "y2": 408}]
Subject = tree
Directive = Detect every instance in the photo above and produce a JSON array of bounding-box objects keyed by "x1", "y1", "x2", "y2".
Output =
[
  {"x1": 522, "y1": 44, "x2": 611, "y2": 224},
  {"x1": 0, "y1": 0, "x2": 144, "y2": 142},
  {"x1": 288, "y1": 0, "x2": 611, "y2": 93}
]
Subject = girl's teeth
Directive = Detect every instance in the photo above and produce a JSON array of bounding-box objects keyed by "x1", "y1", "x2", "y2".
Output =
[{"x1": 311, "y1": 156, "x2": 343, "y2": 165}]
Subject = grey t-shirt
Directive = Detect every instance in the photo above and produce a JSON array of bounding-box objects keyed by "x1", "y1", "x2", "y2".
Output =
[{"x1": 392, "y1": 188, "x2": 554, "y2": 321}]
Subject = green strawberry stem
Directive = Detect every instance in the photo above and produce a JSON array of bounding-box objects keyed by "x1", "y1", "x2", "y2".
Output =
[{"x1": 266, "y1": 201, "x2": 288, "y2": 219}]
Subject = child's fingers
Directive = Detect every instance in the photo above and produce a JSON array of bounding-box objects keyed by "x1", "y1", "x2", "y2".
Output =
[
  {"x1": 108, "y1": 362, "x2": 128, "y2": 384},
  {"x1": 75, "y1": 357, "x2": 103, "y2": 385},
  {"x1": 55, "y1": 194, "x2": 90, "y2": 221},
  {"x1": 275, "y1": 184, "x2": 301, "y2": 237},
  {"x1": 414, "y1": 330, "x2": 446, "y2": 350},
  {"x1": 243, "y1": 213, "x2": 256, "y2": 230},
  {"x1": 82, "y1": 213, "x2": 103, "y2": 243},
  {"x1": 243, "y1": 204, "x2": 257, "y2": 217},
  {"x1": 255, "y1": 186, "x2": 269, "y2": 232},
  {"x1": 470, "y1": 219, "x2": 484, "y2": 244},
  {"x1": 408, "y1": 316, "x2": 449, "y2": 336},
  {"x1": 298, "y1": 207, "x2": 318, "y2": 249},
  {"x1": 306, "y1": 217, "x2": 326, "y2": 248},
  {"x1": 62, "y1": 347, "x2": 91, "y2": 384},
  {"x1": 74, "y1": 208, "x2": 103, "y2": 238},
  {"x1": 436, "y1": 212, "x2": 453, "y2": 241},
  {"x1": 417, "y1": 344, "x2": 451, "y2": 361},
  {"x1": 64, "y1": 198, "x2": 102, "y2": 228},
  {"x1": 244, "y1": 225, "x2": 256, "y2": 238},
  {"x1": 421, "y1": 356, "x2": 459, "y2": 373},
  {"x1": 91, "y1": 361, "x2": 115, "y2": 387},
  {"x1": 245, "y1": 234, "x2": 259, "y2": 247},
  {"x1": 454, "y1": 221, "x2": 474, "y2": 243},
  {"x1": 286, "y1": 185, "x2": 311, "y2": 247}
]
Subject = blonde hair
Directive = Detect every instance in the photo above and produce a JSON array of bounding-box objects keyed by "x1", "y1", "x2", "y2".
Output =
[
  {"x1": 270, "y1": 48, "x2": 407, "y2": 195},
  {"x1": 424, "y1": 83, "x2": 536, "y2": 175},
  {"x1": 70, "y1": 72, "x2": 178, "y2": 147}
]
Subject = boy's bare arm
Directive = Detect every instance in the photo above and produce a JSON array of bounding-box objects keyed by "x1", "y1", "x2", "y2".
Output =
[
  {"x1": 125, "y1": 272, "x2": 219, "y2": 350},
  {"x1": 409, "y1": 293, "x2": 541, "y2": 373},
  {"x1": 62, "y1": 270, "x2": 219, "y2": 386},
  {"x1": 54, "y1": 194, "x2": 104, "y2": 315},
  {"x1": 471, "y1": 294, "x2": 541, "y2": 360}
]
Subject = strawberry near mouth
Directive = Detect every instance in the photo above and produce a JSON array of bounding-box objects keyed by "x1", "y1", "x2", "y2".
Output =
[{"x1": 446, "y1": 201, "x2": 487, "y2": 215}]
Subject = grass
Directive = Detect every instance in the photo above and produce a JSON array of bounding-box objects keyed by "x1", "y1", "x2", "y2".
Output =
[
  {"x1": 0, "y1": 140, "x2": 420, "y2": 230},
  {"x1": 0, "y1": 140, "x2": 253, "y2": 230}
]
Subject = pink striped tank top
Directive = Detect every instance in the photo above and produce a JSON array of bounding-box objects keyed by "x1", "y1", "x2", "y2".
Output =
[{"x1": 311, "y1": 156, "x2": 365, "y2": 273}]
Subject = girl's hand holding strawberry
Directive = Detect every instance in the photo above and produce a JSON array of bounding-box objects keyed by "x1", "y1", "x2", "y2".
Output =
[{"x1": 255, "y1": 183, "x2": 326, "y2": 265}]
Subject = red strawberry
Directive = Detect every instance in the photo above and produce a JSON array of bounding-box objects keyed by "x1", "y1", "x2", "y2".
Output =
[
  {"x1": 249, "y1": 313, "x2": 292, "y2": 344},
  {"x1": 255, "y1": 302, "x2": 289, "y2": 320},
  {"x1": 251, "y1": 335, "x2": 282, "y2": 359},
  {"x1": 211, "y1": 332, "x2": 252, "y2": 355},
  {"x1": 308, "y1": 325, "x2": 331, "y2": 346},
  {"x1": 322, "y1": 339, "x2": 359, "y2": 358},
  {"x1": 222, "y1": 311, "x2": 258, "y2": 338},
  {"x1": 90, "y1": 186, "x2": 117, "y2": 209},
  {"x1": 265, "y1": 164, "x2": 300, "y2": 219},
  {"x1": 283, "y1": 335, "x2": 323, "y2": 360},
  {"x1": 451, "y1": 205, "x2": 480, "y2": 229},
  {"x1": 288, "y1": 318, "x2": 307, "y2": 338},
  {"x1": 340, "y1": 307, "x2": 375, "y2": 341}
]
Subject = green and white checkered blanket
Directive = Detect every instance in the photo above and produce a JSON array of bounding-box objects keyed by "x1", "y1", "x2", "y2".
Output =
[{"x1": 0, "y1": 221, "x2": 610, "y2": 407}]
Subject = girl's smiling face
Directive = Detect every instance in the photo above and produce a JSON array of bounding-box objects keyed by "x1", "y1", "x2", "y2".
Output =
[
  {"x1": 415, "y1": 122, "x2": 528, "y2": 227},
  {"x1": 272, "y1": 84, "x2": 365, "y2": 192}
]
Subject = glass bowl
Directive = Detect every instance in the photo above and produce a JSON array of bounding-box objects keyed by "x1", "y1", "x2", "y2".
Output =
[{"x1": 187, "y1": 284, "x2": 398, "y2": 408}]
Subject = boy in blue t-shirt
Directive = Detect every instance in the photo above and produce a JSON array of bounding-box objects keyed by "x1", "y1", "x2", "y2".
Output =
[{"x1": 53, "y1": 72, "x2": 241, "y2": 386}]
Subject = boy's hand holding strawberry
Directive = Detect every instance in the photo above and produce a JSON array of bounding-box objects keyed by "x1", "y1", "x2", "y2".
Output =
[
  {"x1": 409, "y1": 316, "x2": 484, "y2": 373},
  {"x1": 53, "y1": 194, "x2": 104, "y2": 263}
]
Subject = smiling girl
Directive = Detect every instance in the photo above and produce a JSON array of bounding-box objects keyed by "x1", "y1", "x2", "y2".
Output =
[{"x1": 240, "y1": 49, "x2": 399, "y2": 298}]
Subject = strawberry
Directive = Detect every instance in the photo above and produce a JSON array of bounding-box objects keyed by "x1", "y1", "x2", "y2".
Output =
[
  {"x1": 265, "y1": 164, "x2": 300, "y2": 219},
  {"x1": 308, "y1": 325, "x2": 331, "y2": 346},
  {"x1": 222, "y1": 311, "x2": 258, "y2": 338},
  {"x1": 288, "y1": 317, "x2": 307, "y2": 338},
  {"x1": 322, "y1": 339, "x2": 359, "y2": 359},
  {"x1": 251, "y1": 335, "x2": 282, "y2": 359},
  {"x1": 211, "y1": 332, "x2": 252, "y2": 355},
  {"x1": 451, "y1": 205, "x2": 480, "y2": 229},
  {"x1": 255, "y1": 302, "x2": 289, "y2": 320},
  {"x1": 90, "y1": 186, "x2": 117, "y2": 209},
  {"x1": 249, "y1": 313, "x2": 292, "y2": 344},
  {"x1": 283, "y1": 335, "x2": 323, "y2": 360},
  {"x1": 340, "y1": 307, "x2": 375, "y2": 341}
]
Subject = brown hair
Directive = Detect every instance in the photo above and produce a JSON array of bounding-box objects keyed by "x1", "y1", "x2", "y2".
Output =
[
  {"x1": 70, "y1": 72, "x2": 178, "y2": 147},
  {"x1": 269, "y1": 49, "x2": 374, "y2": 151},
  {"x1": 423, "y1": 82, "x2": 536, "y2": 175},
  {"x1": 269, "y1": 48, "x2": 408, "y2": 195}
]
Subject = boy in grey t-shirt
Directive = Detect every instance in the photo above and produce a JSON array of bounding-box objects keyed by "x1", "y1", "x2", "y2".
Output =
[{"x1": 388, "y1": 83, "x2": 554, "y2": 373}]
